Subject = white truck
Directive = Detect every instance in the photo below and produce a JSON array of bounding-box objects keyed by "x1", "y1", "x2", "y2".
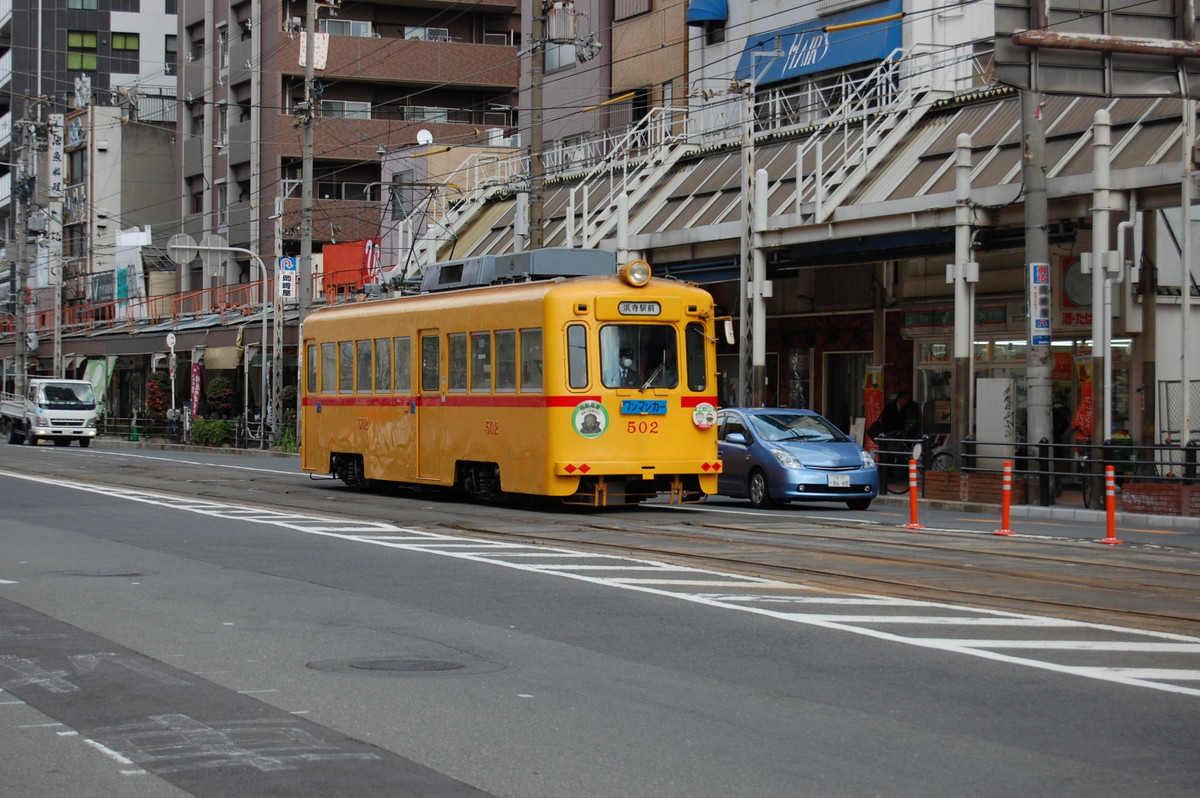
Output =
[{"x1": 1, "y1": 378, "x2": 99, "y2": 447}]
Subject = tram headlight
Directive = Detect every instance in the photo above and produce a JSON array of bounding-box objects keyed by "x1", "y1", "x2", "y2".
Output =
[{"x1": 620, "y1": 259, "x2": 652, "y2": 287}]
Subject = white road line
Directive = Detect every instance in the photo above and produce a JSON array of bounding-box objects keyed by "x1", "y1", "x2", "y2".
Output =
[
  {"x1": 918, "y1": 640, "x2": 1200, "y2": 652},
  {"x1": 5, "y1": 469, "x2": 1200, "y2": 699}
]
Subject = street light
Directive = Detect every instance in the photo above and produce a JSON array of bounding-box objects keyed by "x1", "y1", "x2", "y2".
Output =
[{"x1": 167, "y1": 238, "x2": 276, "y2": 449}]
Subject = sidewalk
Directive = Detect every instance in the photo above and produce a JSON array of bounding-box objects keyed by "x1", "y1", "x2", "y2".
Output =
[{"x1": 875, "y1": 485, "x2": 1200, "y2": 531}]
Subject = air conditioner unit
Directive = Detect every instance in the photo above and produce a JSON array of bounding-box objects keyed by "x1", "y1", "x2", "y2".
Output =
[{"x1": 485, "y1": 128, "x2": 505, "y2": 145}]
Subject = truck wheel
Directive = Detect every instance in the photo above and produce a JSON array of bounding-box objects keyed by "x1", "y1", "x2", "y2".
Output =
[
  {"x1": 7, "y1": 425, "x2": 20, "y2": 445},
  {"x1": 25, "y1": 431, "x2": 37, "y2": 446},
  {"x1": 79, "y1": 438, "x2": 91, "y2": 448}
]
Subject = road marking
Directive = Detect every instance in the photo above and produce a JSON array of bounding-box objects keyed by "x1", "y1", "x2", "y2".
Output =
[{"x1": 4, "y1": 470, "x2": 1200, "y2": 699}]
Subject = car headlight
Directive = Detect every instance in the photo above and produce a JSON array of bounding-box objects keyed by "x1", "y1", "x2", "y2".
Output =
[
  {"x1": 770, "y1": 447, "x2": 802, "y2": 469},
  {"x1": 860, "y1": 450, "x2": 876, "y2": 469}
]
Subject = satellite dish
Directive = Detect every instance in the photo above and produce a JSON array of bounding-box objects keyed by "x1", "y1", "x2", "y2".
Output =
[{"x1": 416, "y1": 129, "x2": 434, "y2": 145}]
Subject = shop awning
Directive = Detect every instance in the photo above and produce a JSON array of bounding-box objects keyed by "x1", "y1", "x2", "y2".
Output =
[
  {"x1": 202, "y1": 346, "x2": 242, "y2": 370},
  {"x1": 686, "y1": 0, "x2": 727, "y2": 27}
]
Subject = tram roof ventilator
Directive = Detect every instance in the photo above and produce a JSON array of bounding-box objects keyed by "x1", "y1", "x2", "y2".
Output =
[{"x1": 419, "y1": 247, "x2": 618, "y2": 293}]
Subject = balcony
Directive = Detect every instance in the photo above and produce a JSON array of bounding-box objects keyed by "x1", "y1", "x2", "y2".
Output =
[{"x1": 278, "y1": 35, "x2": 518, "y2": 91}]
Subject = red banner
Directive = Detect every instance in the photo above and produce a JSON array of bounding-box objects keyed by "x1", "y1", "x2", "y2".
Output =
[
  {"x1": 863, "y1": 365, "x2": 884, "y2": 450},
  {"x1": 1071, "y1": 357, "x2": 1093, "y2": 441}
]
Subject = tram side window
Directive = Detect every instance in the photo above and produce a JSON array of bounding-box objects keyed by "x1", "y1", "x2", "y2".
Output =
[
  {"x1": 395, "y1": 337, "x2": 411, "y2": 393},
  {"x1": 520, "y1": 328, "x2": 543, "y2": 393},
  {"x1": 306, "y1": 344, "x2": 317, "y2": 393},
  {"x1": 356, "y1": 340, "x2": 371, "y2": 394},
  {"x1": 448, "y1": 333, "x2": 468, "y2": 392},
  {"x1": 470, "y1": 331, "x2": 491, "y2": 392},
  {"x1": 420, "y1": 335, "x2": 439, "y2": 392},
  {"x1": 321, "y1": 343, "x2": 337, "y2": 393},
  {"x1": 495, "y1": 330, "x2": 516, "y2": 392},
  {"x1": 374, "y1": 338, "x2": 392, "y2": 392},
  {"x1": 339, "y1": 341, "x2": 354, "y2": 393},
  {"x1": 566, "y1": 324, "x2": 588, "y2": 389},
  {"x1": 685, "y1": 323, "x2": 707, "y2": 391}
]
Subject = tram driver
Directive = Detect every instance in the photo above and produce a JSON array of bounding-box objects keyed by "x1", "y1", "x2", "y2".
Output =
[{"x1": 617, "y1": 348, "x2": 638, "y2": 386}]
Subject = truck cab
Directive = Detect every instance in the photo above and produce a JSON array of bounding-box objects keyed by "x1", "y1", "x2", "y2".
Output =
[{"x1": 2, "y1": 379, "x2": 99, "y2": 447}]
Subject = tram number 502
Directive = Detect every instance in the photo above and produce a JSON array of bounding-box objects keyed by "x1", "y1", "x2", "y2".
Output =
[
  {"x1": 484, "y1": 419, "x2": 500, "y2": 435},
  {"x1": 627, "y1": 420, "x2": 660, "y2": 434}
]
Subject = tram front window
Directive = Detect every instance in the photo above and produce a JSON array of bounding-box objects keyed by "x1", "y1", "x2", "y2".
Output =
[{"x1": 600, "y1": 326, "x2": 679, "y2": 389}]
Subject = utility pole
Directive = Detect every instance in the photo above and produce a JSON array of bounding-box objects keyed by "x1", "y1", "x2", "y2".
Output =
[
  {"x1": 527, "y1": 3, "x2": 546, "y2": 251},
  {"x1": 12, "y1": 105, "x2": 43, "y2": 396},
  {"x1": 738, "y1": 40, "x2": 782, "y2": 407},
  {"x1": 298, "y1": 0, "x2": 318, "y2": 323},
  {"x1": 1023, "y1": 90, "x2": 1053, "y2": 457}
]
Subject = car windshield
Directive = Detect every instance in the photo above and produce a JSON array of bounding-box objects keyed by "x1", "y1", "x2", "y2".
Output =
[{"x1": 748, "y1": 412, "x2": 846, "y2": 443}]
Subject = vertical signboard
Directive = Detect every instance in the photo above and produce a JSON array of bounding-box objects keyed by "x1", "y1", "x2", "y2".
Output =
[
  {"x1": 1029, "y1": 261, "x2": 1051, "y2": 346},
  {"x1": 278, "y1": 256, "x2": 298, "y2": 298}
]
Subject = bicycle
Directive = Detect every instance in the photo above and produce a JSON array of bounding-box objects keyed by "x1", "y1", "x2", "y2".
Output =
[
  {"x1": 1076, "y1": 446, "x2": 1097, "y2": 509},
  {"x1": 873, "y1": 431, "x2": 919, "y2": 494},
  {"x1": 912, "y1": 436, "x2": 954, "y2": 494}
]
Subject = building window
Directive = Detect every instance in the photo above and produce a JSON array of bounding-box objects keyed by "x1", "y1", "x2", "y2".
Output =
[
  {"x1": 165, "y1": 35, "x2": 178, "y2": 76},
  {"x1": 404, "y1": 26, "x2": 451, "y2": 42},
  {"x1": 111, "y1": 32, "x2": 139, "y2": 73},
  {"x1": 216, "y1": 183, "x2": 228, "y2": 226},
  {"x1": 68, "y1": 0, "x2": 98, "y2": 8},
  {"x1": 705, "y1": 20, "x2": 726, "y2": 46},
  {"x1": 113, "y1": 33, "x2": 139, "y2": 52},
  {"x1": 320, "y1": 100, "x2": 372, "y2": 120},
  {"x1": 218, "y1": 27, "x2": 229, "y2": 70},
  {"x1": 614, "y1": 0, "x2": 651, "y2": 21},
  {"x1": 68, "y1": 32, "x2": 99, "y2": 71},
  {"x1": 216, "y1": 105, "x2": 228, "y2": 146},
  {"x1": 321, "y1": 19, "x2": 374, "y2": 38},
  {"x1": 546, "y1": 42, "x2": 576, "y2": 72}
]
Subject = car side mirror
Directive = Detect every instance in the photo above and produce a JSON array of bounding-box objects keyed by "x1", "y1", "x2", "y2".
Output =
[{"x1": 725, "y1": 432, "x2": 747, "y2": 445}]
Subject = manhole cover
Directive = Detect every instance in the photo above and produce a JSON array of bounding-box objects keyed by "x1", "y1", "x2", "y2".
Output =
[
  {"x1": 307, "y1": 656, "x2": 504, "y2": 677},
  {"x1": 351, "y1": 659, "x2": 464, "y2": 673},
  {"x1": 57, "y1": 570, "x2": 145, "y2": 577}
]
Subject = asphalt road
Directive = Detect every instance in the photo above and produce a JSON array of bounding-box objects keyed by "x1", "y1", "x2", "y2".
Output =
[{"x1": 1, "y1": 443, "x2": 1198, "y2": 796}]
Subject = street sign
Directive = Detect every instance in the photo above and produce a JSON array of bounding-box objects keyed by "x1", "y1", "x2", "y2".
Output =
[
  {"x1": 200, "y1": 234, "x2": 228, "y2": 275},
  {"x1": 167, "y1": 233, "x2": 198, "y2": 265},
  {"x1": 278, "y1": 256, "x2": 298, "y2": 299}
]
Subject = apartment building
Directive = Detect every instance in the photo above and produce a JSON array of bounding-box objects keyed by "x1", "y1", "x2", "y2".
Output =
[
  {"x1": 177, "y1": 0, "x2": 521, "y2": 291},
  {"x1": 1, "y1": 0, "x2": 178, "y2": 312}
]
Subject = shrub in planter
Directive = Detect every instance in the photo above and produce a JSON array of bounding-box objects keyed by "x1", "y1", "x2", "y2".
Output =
[
  {"x1": 145, "y1": 371, "x2": 170, "y2": 421},
  {"x1": 206, "y1": 375, "x2": 236, "y2": 419},
  {"x1": 190, "y1": 418, "x2": 231, "y2": 447}
]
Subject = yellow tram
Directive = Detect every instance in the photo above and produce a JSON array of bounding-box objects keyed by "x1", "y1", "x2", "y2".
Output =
[{"x1": 299, "y1": 249, "x2": 725, "y2": 506}]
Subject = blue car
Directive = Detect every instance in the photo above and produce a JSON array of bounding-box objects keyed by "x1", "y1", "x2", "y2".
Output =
[{"x1": 716, "y1": 408, "x2": 879, "y2": 510}]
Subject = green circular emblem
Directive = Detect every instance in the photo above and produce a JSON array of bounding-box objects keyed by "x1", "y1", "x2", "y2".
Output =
[{"x1": 573, "y1": 400, "x2": 608, "y2": 439}]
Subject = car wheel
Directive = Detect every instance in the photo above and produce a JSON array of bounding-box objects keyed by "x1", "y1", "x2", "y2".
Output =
[
  {"x1": 846, "y1": 497, "x2": 872, "y2": 511},
  {"x1": 748, "y1": 470, "x2": 776, "y2": 509}
]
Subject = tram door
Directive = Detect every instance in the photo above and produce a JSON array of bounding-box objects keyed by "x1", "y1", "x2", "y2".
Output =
[{"x1": 417, "y1": 330, "x2": 441, "y2": 479}]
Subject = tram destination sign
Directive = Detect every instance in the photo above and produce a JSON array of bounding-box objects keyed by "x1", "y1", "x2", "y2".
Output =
[{"x1": 618, "y1": 301, "x2": 661, "y2": 316}]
